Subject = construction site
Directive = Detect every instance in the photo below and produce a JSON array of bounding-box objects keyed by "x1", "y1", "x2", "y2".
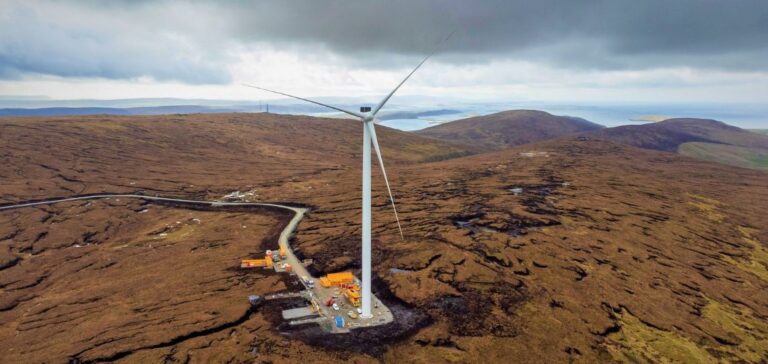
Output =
[{"x1": 240, "y1": 234, "x2": 393, "y2": 334}]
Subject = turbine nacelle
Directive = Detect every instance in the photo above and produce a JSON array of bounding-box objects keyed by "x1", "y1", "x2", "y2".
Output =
[{"x1": 360, "y1": 106, "x2": 374, "y2": 122}]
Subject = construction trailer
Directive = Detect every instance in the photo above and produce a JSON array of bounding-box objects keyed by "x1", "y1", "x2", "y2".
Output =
[
  {"x1": 241, "y1": 259, "x2": 267, "y2": 268},
  {"x1": 240, "y1": 253, "x2": 274, "y2": 269},
  {"x1": 319, "y1": 271, "x2": 354, "y2": 288}
]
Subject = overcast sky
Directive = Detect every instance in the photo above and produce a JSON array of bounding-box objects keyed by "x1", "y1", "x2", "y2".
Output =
[{"x1": 1, "y1": 0, "x2": 767, "y2": 104}]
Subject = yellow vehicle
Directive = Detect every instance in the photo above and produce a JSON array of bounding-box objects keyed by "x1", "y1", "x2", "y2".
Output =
[
  {"x1": 344, "y1": 288, "x2": 361, "y2": 307},
  {"x1": 342, "y1": 283, "x2": 361, "y2": 307}
]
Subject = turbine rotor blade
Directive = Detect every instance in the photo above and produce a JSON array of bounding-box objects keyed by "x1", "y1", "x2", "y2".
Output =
[
  {"x1": 242, "y1": 84, "x2": 364, "y2": 119},
  {"x1": 365, "y1": 121, "x2": 404, "y2": 240},
  {"x1": 370, "y1": 31, "x2": 455, "y2": 117}
]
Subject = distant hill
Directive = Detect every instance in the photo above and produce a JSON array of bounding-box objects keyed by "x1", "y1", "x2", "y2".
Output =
[
  {"x1": 586, "y1": 118, "x2": 768, "y2": 170},
  {"x1": 0, "y1": 112, "x2": 478, "y2": 198},
  {"x1": 415, "y1": 110, "x2": 604, "y2": 150},
  {"x1": 630, "y1": 115, "x2": 672, "y2": 122},
  {"x1": 0, "y1": 105, "x2": 467, "y2": 121}
]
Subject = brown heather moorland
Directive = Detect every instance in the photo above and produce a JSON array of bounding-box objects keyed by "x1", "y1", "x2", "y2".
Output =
[{"x1": 1, "y1": 113, "x2": 767, "y2": 363}]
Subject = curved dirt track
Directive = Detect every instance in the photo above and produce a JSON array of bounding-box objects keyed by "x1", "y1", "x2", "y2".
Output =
[
  {"x1": 0, "y1": 193, "x2": 304, "y2": 214},
  {"x1": 0, "y1": 192, "x2": 310, "y2": 362}
]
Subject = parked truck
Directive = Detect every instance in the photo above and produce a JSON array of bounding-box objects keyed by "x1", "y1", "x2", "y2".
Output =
[{"x1": 301, "y1": 276, "x2": 315, "y2": 288}]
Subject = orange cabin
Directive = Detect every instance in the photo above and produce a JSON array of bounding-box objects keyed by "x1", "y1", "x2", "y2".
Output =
[
  {"x1": 240, "y1": 259, "x2": 266, "y2": 268},
  {"x1": 326, "y1": 272, "x2": 354, "y2": 285}
]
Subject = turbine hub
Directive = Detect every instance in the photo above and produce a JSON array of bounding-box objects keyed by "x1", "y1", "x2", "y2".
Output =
[{"x1": 359, "y1": 107, "x2": 374, "y2": 122}]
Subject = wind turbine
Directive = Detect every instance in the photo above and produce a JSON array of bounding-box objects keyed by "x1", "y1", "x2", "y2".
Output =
[{"x1": 244, "y1": 38, "x2": 447, "y2": 319}]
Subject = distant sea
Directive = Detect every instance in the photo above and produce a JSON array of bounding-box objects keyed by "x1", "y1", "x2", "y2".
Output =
[
  {"x1": 376, "y1": 102, "x2": 768, "y2": 131},
  {"x1": 2, "y1": 98, "x2": 765, "y2": 131}
]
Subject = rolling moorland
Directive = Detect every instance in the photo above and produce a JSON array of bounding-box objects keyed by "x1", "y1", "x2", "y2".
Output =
[
  {"x1": 583, "y1": 118, "x2": 768, "y2": 171},
  {"x1": 1, "y1": 112, "x2": 767, "y2": 363},
  {"x1": 416, "y1": 110, "x2": 604, "y2": 151},
  {"x1": 418, "y1": 111, "x2": 768, "y2": 171}
]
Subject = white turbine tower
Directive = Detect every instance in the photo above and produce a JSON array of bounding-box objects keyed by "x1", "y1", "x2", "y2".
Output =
[{"x1": 244, "y1": 39, "x2": 447, "y2": 318}]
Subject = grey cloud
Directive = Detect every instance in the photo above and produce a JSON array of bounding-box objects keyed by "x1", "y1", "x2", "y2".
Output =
[
  {"x1": 1, "y1": 0, "x2": 767, "y2": 84},
  {"x1": 0, "y1": 2, "x2": 231, "y2": 84},
  {"x1": 229, "y1": 0, "x2": 768, "y2": 71}
]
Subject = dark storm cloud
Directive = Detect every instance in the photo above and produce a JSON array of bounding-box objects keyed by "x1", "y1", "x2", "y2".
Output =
[
  {"x1": 1, "y1": 0, "x2": 767, "y2": 84},
  {"x1": 231, "y1": 0, "x2": 768, "y2": 70}
]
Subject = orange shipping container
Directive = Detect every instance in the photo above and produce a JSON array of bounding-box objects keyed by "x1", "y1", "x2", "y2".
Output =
[
  {"x1": 241, "y1": 259, "x2": 266, "y2": 268},
  {"x1": 326, "y1": 271, "x2": 354, "y2": 285}
]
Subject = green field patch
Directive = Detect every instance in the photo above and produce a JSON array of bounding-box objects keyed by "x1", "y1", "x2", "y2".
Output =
[
  {"x1": 605, "y1": 310, "x2": 715, "y2": 364},
  {"x1": 678, "y1": 142, "x2": 768, "y2": 170},
  {"x1": 723, "y1": 226, "x2": 768, "y2": 282},
  {"x1": 686, "y1": 193, "x2": 723, "y2": 222},
  {"x1": 702, "y1": 298, "x2": 768, "y2": 362}
]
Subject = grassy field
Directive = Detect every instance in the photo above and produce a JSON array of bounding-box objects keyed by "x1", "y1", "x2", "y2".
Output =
[{"x1": 679, "y1": 142, "x2": 768, "y2": 170}]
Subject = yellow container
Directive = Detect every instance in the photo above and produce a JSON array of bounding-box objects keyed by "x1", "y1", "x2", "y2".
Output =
[
  {"x1": 241, "y1": 259, "x2": 266, "y2": 268},
  {"x1": 326, "y1": 271, "x2": 354, "y2": 285}
]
